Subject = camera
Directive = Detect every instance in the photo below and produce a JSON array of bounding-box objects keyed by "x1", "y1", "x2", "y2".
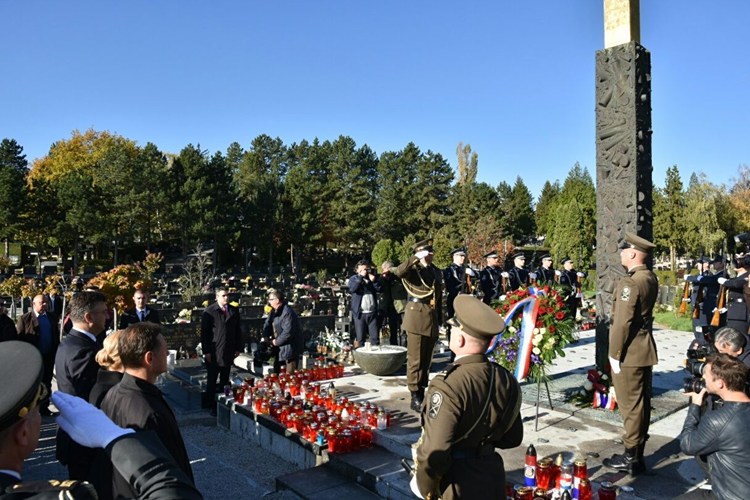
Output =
[{"x1": 683, "y1": 342, "x2": 716, "y2": 396}]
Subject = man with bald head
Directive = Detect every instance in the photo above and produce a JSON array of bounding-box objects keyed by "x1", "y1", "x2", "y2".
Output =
[{"x1": 16, "y1": 294, "x2": 59, "y2": 416}]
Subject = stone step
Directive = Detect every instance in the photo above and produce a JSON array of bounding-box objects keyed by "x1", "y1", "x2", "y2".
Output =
[
  {"x1": 276, "y1": 464, "x2": 381, "y2": 499},
  {"x1": 325, "y1": 446, "x2": 415, "y2": 500}
]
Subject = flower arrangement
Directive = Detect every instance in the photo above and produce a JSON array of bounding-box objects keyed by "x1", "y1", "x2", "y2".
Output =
[
  {"x1": 487, "y1": 285, "x2": 576, "y2": 383},
  {"x1": 569, "y1": 368, "x2": 617, "y2": 410},
  {"x1": 176, "y1": 308, "x2": 192, "y2": 323}
]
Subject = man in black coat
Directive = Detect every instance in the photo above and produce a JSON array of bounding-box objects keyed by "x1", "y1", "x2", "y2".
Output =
[
  {"x1": 348, "y1": 260, "x2": 382, "y2": 347},
  {"x1": 101, "y1": 322, "x2": 194, "y2": 498},
  {"x1": 53, "y1": 291, "x2": 109, "y2": 480},
  {"x1": 16, "y1": 295, "x2": 60, "y2": 416},
  {"x1": 118, "y1": 289, "x2": 160, "y2": 329},
  {"x1": 200, "y1": 287, "x2": 242, "y2": 414},
  {"x1": 263, "y1": 289, "x2": 305, "y2": 373},
  {"x1": 0, "y1": 299, "x2": 17, "y2": 342}
]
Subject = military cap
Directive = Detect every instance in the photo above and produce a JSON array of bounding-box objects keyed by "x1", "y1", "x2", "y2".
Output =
[
  {"x1": 561, "y1": 256, "x2": 573, "y2": 265},
  {"x1": 540, "y1": 254, "x2": 552, "y2": 261},
  {"x1": 483, "y1": 250, "x2": 499, "y2": 259},
  {"x1": 618, "y1": 232, "x2": 656, "y2": 253},
  {"x1": 712, "y1": 254, "x2": 726, "y2": 264},
  {"x1": 511, "y1": 251, "x2": 526, "y2": 260},
  {"x1": 0, "y1": 341, "x2": 44, "y2": 431},
  {"x1": 450, "y1": 295, "x2": 505, "y2": 339},
  {"x1": 451, "y1": 248, "x2": 467, "y2": 257},
  {"x1": 412, "y1": 238, "x2": 434, "y2": 253}
]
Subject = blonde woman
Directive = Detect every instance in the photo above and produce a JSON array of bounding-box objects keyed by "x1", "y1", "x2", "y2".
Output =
[{"x1": 88, "y1": 330, "x2": 125, "y2": 408}]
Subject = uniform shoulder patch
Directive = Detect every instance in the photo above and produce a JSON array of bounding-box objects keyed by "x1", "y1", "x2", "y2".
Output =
[
  {"x1": 428, "y1": 391, "x2": 443, "y2": 419},
  {"x1": 620, "y1": 286, "x2": 631, "y2": 301}
]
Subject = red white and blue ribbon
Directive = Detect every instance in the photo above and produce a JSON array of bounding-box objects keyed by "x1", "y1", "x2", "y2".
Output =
[
  {"x1": 486, "y1": 288, "x2": 544, "y2": 381},
  {"x1": 593, "y1": 389, "x2": 616, "y2": 410}
]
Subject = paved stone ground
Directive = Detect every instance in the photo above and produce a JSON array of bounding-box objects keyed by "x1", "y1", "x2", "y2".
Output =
[{"x1": 20, "y1": 325, "x2": 704, "y2": 499}]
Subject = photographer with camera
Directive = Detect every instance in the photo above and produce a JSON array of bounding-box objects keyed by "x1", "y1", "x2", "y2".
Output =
[
  {"x1": 714, "y1": 327, "x2": 750, "y2": 369},
  {"x1": 677, "y1": 353, "x2": 750, "y2": 500},
  {"x1": 348, "y1": 260, "x2": 382, "y2": 348}
]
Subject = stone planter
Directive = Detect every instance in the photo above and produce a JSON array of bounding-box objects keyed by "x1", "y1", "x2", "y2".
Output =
[{"x1": 353, "y1": 345, "x2": 407, "y2": 376}]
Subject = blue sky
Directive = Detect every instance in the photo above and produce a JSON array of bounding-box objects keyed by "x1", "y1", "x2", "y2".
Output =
[{"x1": 2, "y1": 1, "x2": 748, "y2": 198}]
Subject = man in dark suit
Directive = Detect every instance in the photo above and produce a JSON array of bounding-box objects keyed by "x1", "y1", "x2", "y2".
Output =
[
  {"x1": 0, "y1": 299, "x2": 17, "y2": 342},
  {"x1": 201, "y1": 287, "x2": 242, "y2": 415},
  {"x1": 45, "y1": 286, "x2": 64, "y2": 318},
  {"x1": 16, "y1": 294, "x2": 60, "y2": 416},
  {"x1": 101, "y1": 322, "x2": 194, "y2": 497},
  {"x1": 54, "y1": 291, "x2": 110, "y2": 480},
  {"x1": 348, "y1": 260, "x2": 382, "y2": 347},
  {"x1": 395, "y1": 238, "x2": 444, "y2": 412},
  {"x1": 118, "y1": 289, "x2": 160, "y2": 329}
]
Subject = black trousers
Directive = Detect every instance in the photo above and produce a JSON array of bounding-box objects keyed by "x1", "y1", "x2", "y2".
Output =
[{"x1": 204, "y1": 362, "x2": 231, "y2": 408}]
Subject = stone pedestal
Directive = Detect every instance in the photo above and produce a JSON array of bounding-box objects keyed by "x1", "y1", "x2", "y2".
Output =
[{"x1": 594, "y1": 41, "x2": 653, "y2": 368}]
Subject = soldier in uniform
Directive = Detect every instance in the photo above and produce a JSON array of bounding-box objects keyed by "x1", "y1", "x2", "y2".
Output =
[
  {"x1": 718, "y1": 254, "x2": 750, "y2": 341},
  {"x1": 536, "y1": 254, "x2": 556, "y2": 285},
  {"x1": 686, "y1": 257, "x2": 713, "y2": 343},
  {"x1": 395, "y1": 239, "x2": 444, "y2": 412},
  {"x1": 443, "y1": 248, "x2": 475, "y2": 363},
  {"x1": 557, "y1": 257, "x2": 586, "y2": 319},
  {"x1": 603, "y1": 232, "x2": 658, "y2": 475},
  {"x1": 503, "y1": 252, "x2": 529, "y2": 292},
  {"x1": 0, "y1": 341, "x2": 202, "y2": 499},
  {"x1": 411, "y1": 295, "x2": 522, "y2": 500},
  {"x1": 479, "y1": 250, "x2": 503, "y2": 304}
]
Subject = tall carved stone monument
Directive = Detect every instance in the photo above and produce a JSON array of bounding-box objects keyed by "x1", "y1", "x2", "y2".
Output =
[{"x1": 595, "y1": 0, "x2": 653, "y2": 368}]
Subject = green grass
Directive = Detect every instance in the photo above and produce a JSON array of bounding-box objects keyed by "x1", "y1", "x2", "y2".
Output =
[{"x1": 653, "y1": 310, "x2": 693, "y2": 332}]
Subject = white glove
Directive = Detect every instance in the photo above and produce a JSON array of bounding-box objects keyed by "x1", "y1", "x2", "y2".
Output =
[
  {"x1": 696, "y1": 275, "x2": 703, "y2": 282},
  {"x1": 555, "y1": 270, "x2": 562, "y2": 276},
  {"x1": 501, "y1": 272, "x2": 509, "y2": 278},
  {"x1": 609, "y1": 357, "x2": 621, "y2": 375},
  {"x1": 465, "y1": 268, "x2": 475, "y2": 277},
  {"x1": 577, "y1": 272, "x2": 585, "y2": 277},
  {"x1": 52, "y1": 392, "x2": 134, "y2": 449},
  {"x1": 718, "y1": 277, "x2": 727, "y2": 285},
  {"x1": 410, "y1": 475, "x2": 424, "y2": 499},
  {"x1": 415, "y1": 250, "x2": 429, "y2": 260},
  {"x1": 529, "y1": 272, "x2": 537, "y2": 280}
]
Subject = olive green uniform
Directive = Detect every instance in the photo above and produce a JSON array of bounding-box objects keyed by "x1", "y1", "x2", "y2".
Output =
[
  {"x1": 609, "y1": 264, "x2": 658, "y2": 449},
  {"x1": 415, "y1": 354, "x2": 523, "y2": 499},
  {"x1": 395, "y1": 255, "x2": 443, "y2": 393}
]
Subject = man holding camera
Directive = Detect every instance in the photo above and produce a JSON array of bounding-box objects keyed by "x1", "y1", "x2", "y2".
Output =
[
  {"x1": 713, "y1": 327, "x2": 750, "y2": 368},
  {"x1": 349, "y1": 260, "x2": 382, "y2": 348},
  {"x1": 677, "y1": 353, "x2": 750, "y2": 500}
]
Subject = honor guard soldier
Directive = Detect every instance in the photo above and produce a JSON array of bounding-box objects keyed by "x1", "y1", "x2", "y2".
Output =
[
  {"x1": 411, "y1": 295, "x2": 523, "y2": 500},
  {"x1": 395, "y1": 238, "x2": 444, "y2": 412},
  {"x1": 503, "y1": 252, "x2": 530, "y2": 292},
  {"x1": 718, "y1": 254, "x2": 750, "y2": 342},
  {"x1": 479, "y1": 250, "x2": 503, "y2": 304},
  {"x1": 686, "y1": 257, "x2": 713, "y2": 342},
  {"x1": 444, "y1": 249, "x2": 473, "y2": 363},
  {"x1": 603, "y1": 232, "x2": 658, "y2": 475},
  {"x1": 557, "y1": 257, "x2": 586, "y2": 319},
  {"x1": 536, "y1": 254, "x2": 556, "y2": 285}
]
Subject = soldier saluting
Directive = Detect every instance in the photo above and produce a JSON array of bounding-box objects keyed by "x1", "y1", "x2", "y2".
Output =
[
  {"x1": 395, "y1": 238, "x2": 444, "y2": 412},
  {"x1": 411, "y1": 295, "x2": 522, "y2": 500}
]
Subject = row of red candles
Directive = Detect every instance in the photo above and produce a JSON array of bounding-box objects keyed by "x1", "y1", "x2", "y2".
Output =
[{"x1": 229, "y1": 364, "x2": 391, "y2": 453}]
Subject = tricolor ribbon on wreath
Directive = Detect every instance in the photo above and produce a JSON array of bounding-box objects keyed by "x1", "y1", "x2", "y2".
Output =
[{"x1": 486, "y1": 287, "x2": 543, "y2": 381}]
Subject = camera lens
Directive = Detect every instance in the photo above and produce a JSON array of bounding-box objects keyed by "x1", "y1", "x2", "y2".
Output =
[
  {"x1": 683, "y1": 377, "x2": 706, "y2": 393},
  {"x1": 685, "y1": 359, "x2": 706, "y2": 377}
]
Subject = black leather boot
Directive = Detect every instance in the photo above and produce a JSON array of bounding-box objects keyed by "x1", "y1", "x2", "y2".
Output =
[
  {"x1": 602, "y1": 447, "x2": 645, "y2": 475},
  {"x1": 410, "y1": 390, "x2": 424, "y2": 412}
]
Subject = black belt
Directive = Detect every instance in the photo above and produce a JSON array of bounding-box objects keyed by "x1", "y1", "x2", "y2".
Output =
[
  {"x1": 451, "y1": 444, "x2": 496, "y2": 459},
  {"x1": 408, "y1": 297, "x2": 432, "y2": 304}
]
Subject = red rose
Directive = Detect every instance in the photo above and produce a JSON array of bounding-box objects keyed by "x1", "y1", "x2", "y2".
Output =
[
  {"x1": 555, "y1": 311, "x2": 566, "y2": 320},
  {"x1": 549, "y1": 325, "x2": 556, "y2": 333}
]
